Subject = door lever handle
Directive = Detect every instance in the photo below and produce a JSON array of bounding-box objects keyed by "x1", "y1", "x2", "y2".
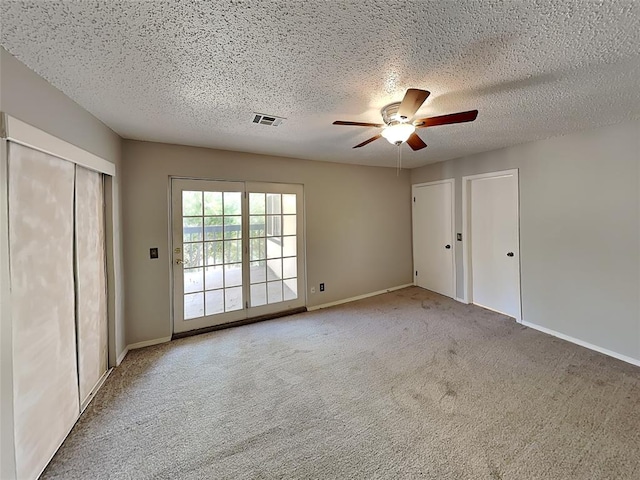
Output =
[
  {"x1": 445, "y1": 245, "x2": 451, "y2": 249},
  {"x1": 175, "y1": 258, "x2": 185, "y2": 265},
  {"x1": 506, "y1": 252, "x2": 514, "y2": 257}
]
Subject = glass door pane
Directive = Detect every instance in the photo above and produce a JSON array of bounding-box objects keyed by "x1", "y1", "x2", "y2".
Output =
[
  {"x1": 248, "y1": 190, "x2": 300, "y2": 308},
  {"x1": 172, "y1": 180, "x2": 246, "y2": 333},
  {"x1": 182, "y1": 190, "x2": 244, "y2": 319}
]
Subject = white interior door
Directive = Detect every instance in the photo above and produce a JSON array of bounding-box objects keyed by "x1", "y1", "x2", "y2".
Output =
[
  {"x1": 171, "y1": 179, "x2": 305, "y2": 333},
  {"x1": 412, "y1": 180, "x2": 455, "y2": 298},
  {"x1": 468, "y1": 171, "x2": 521, "y2": 319}
]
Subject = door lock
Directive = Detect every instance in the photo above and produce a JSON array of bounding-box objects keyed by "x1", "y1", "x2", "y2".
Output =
[
  {"x1": 445, "y1": 245, "x2": 451, "y2": 249},
  {"x1": 506, "y1": 252, "x2": 514, "y2": 257}
]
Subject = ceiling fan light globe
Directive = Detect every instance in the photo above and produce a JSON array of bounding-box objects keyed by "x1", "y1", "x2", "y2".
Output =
[{"x1": 381, "y1": 123, "x2": 415, "y2": 145}]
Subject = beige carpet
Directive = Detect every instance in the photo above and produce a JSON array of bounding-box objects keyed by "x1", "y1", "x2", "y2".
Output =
[{"x1": 43, "y1": 287, "x2": 640, "y2": 479}]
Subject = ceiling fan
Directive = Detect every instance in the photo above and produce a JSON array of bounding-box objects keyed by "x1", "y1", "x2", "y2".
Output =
[{"x1": 333, "y1": 88, "x2": 478, "y2": 150}]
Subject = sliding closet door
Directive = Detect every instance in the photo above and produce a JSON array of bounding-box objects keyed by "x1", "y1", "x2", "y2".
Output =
[
  {"x1": 75, "y1": 166, "x2": 108, "y2": 407},
  {"x1": 8, "y1": 143, "x2": 79, "y2": 480}
]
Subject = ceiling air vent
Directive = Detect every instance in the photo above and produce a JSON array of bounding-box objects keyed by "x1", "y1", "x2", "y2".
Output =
[{"x1": 252, "y1": 113, "x2": 285, "y2": 127}]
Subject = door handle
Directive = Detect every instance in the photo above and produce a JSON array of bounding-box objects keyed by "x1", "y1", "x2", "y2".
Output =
[
  {"x1": 175, "y1": 258, "x2": 185, "y2": 265},
  {"x1": 506, "y1": 252, "x2": 514, "y2": 257},
  {"x1": 445, "y1": 245, "x2": 451, "y2": 249}
]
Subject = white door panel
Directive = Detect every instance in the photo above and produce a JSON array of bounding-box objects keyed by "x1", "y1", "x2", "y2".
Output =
[
  {"x1": 469, "y1": 172, "x2": 520, "y2": 319},
  {"x1": 412, "y1": 181, "x2": 454, "y2": 298},
  {"x1": 8, "y1": 143, "x2": 80, "y2": 480},
  {"x1": 75, "y1": 166, "x2": 108, "y2": 408}
]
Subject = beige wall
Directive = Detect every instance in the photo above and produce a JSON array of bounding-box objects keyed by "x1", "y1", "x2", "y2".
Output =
[
  {"x1": 412, "y1": 120, "x2": 640, "y2": 361},
  {"x1": 121, "y1": 140, "x2": 413, "y2": 344},
  {"x1": 0, "y1": 47, "x2": 119, "y2": 162}
]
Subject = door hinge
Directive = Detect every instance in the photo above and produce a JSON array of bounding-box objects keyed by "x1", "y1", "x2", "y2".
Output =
[
  {"x1": 245, "y1": 301, "x2": 248, "y2": 309},
  {"x1": 415, "y1": 270, "x2": 418, "y2": 276},
  {"x1": 413, "y1": 196, "x2": 416, "y2": 202},
  {"x1": 244, "y1": 191, "x2": 247, "y2": 198}
]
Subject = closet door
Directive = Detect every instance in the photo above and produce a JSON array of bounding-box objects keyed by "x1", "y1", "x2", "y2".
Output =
[
  {"x1": 8, "y1": 143, "x2": 79, "y2": 480},
  {"x1": 75, "y1": 166, "x2": 108, "y2": 407},
  {"x1": 412, "y1": 180, "x2": 455, "y2": 298},
  {"x1": 469, "y1": 171, "x2": 521, "y2": 319}
]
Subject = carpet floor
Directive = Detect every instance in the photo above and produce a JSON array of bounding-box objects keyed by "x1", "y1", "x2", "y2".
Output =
[{"x1": 43, "y1": 287, "x2": 640, "y2": 479}]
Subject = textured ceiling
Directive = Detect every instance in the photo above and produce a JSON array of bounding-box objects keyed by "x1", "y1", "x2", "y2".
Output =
[{"x1": 1, "y1": 0, "x2": 639, "y2": 169}]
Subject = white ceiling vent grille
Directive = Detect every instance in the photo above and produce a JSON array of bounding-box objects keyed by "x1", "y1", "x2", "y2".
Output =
[{"x1": 252, "y1": 113, "x2": 285, "y2": 127}]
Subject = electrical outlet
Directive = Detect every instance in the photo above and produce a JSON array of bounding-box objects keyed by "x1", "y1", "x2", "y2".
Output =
[
  {"x1": 311, "y1": 287, "x2": 316, "y2": 294},
  {"x1": 320, "y1": 283, "x2": 325, "y2": 292}
]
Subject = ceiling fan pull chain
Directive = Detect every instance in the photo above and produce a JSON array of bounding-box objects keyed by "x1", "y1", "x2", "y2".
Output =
[{"x1": 397, "y1": 145, "x2": 401, "y2": 176}]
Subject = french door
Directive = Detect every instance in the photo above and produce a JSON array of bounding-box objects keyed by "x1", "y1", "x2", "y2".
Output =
[{"x1": 171, "y1": 179, "x2": 305, "y2": 333}]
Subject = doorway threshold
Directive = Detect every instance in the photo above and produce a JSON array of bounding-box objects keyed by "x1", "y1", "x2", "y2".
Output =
[{"x1": 171, "y1": 307, "x2": 308, "y2": 340}]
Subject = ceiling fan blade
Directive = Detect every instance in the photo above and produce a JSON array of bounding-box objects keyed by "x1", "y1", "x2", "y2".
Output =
[
  {"x1": 415, "y1": 109, "x2": 478, "y2": 128},
  {"x1": 397, "y1": 89, "x2": 431, "y2": 120},
  {"x1": 406, "y1": 133, "x2": 427, "y2": 151},
  {"x1": 333, "y1": 120, "x2": 384, "y2": 127},
  {"x1": 353, "y1": 134, "x2": 382, "y2": 148}
]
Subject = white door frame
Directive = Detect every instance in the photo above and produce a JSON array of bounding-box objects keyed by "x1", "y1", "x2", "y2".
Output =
[
  {"x1": 411, "y1": 178, "x2": 456, "y2": 297},
  {"x1": 461, "y1": 169, "x2": 522, "y2": 322}
]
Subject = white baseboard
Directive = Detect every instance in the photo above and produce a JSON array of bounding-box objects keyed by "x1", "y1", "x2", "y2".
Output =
[
  {"x1": 522, "y1": 320, "x2": 640, "y2": 368},
  {"x1": 455, "y1": 297, "x2": 468, "y2": 304},
  {"x1": 115, "y1": 336, "x2": 172, "y2": 365},
  {"x1": 127, "y1": 336, "x2": 172, "y2": 351},
  {"x1": 307, "y1": 284, "x2": 414, "y2": 311},
  {"x1": 116, "y1": 347, "x2": 129, "y2": 366}
]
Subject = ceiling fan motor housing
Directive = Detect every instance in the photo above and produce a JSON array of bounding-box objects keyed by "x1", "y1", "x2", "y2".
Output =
[{"x1": 381, "y1": 102, "x2": 405, "y2": 125}]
